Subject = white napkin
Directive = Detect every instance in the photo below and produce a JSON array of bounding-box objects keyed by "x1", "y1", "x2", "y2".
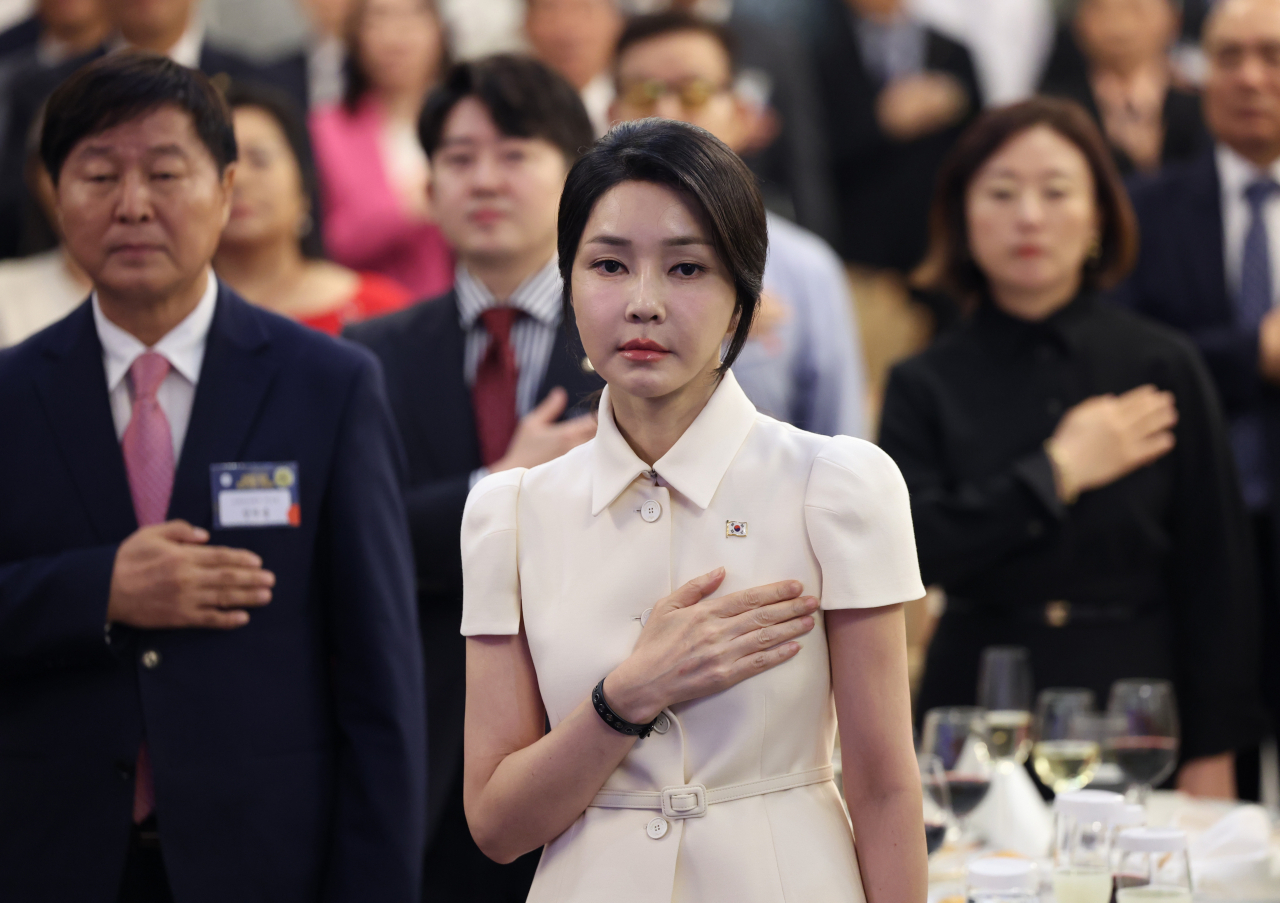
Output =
[
  {"x1": 967, "y1": 762, "x2": 1054, "y2": 858},
  {"x1": 1184, "y1": 804, "x2": 1277, "y2": 899}
]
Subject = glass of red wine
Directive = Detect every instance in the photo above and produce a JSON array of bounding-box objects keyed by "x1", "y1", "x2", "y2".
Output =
[
  {"x1": 1106, "y1": 679, "x2": 1180, "y2": 805},
  {"x1": 919, "y1": 752, "x2": 951, "y2": 856},
  {"x1": 922, "y1": 706, "x2": 993, "y2": 847}
]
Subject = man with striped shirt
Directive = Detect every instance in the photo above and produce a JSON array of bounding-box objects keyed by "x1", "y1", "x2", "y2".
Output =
[{"x1": 345, "y1": 55, "x2": 602, "y2": 903}]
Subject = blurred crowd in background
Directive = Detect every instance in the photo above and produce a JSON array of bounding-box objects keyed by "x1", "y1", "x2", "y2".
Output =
[{"x1": 6, "y1": 0, "x2": 1280, "y2": 897}]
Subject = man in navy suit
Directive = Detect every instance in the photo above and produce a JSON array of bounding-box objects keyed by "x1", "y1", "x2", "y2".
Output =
[
  {"x1": 0, "y1": 53, "x2": 426, "y2": 901},
  {"x1": 345, "y1": 55, "x2": 601, "y2": 902},
  {"x1": 1114, "y1": 0, "x2": 1280, "y2": 799}
]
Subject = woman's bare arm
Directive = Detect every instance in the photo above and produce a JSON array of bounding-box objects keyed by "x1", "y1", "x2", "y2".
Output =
[
  {"x1": 463, "y1": 569, "x2": 818, "y2": 863},
  {"x1": 829, "y1": 603, "x2": 928, "y2": 903}
]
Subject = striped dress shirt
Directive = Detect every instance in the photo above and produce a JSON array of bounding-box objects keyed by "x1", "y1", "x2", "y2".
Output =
[{"x1": 456, "y1": 258, "x2": 563, "y2": 419}]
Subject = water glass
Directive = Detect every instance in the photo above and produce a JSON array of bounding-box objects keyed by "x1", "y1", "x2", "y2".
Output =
[
  {"x1": 1052, "y1": 789, "x2": 1124, "y2": 903},
  {"x1": 1114, "y1": 827, "x2": 1192, "y2": 902}
]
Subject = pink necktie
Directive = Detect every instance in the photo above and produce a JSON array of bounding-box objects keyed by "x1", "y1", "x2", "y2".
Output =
[{"x1": 121, "y1": 351, "x2": 174, "y2": 823}]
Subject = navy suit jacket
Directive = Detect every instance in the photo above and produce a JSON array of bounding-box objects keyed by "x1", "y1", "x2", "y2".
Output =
[
  {"x1": 1113, "y1": 150, "x2": 1280, "y2": 548},
  {"x1": 0, "y1": 286, "x2": 426, "y2": 902},
  {"x1": 344, "y1": 291, "x2": 602, "y2": 847}
]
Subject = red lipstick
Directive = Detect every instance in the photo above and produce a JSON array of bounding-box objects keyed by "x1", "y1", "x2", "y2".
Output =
[{"x1": 619, "y1": 338, "x2": 670, "y2": 362}]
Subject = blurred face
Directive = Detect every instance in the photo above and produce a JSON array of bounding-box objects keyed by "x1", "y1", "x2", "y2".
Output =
[
  {"x1": 105, "y1": 0, "x2": 192, "y2": 47},
  {"x1": 56, "y1": 105, "x2": 233, "y2": 304},
  {"x1": 1203, "y1": 0, "x2": 1280, "y2": 164},
  {"x1": 220, "y1": 106, "x2": 306, "y2": 250},
  {"x1": 571, "y1": 180, "x2": 737, "y2": 403},
  {"x1": 611, "y1": 31, "x2": 750, "y2": 152},
  {"x1": 966, "y1": 125, "x2": 1099, "y2": 315},
  {"x1": 429, "y1": 97, "x2": 569, "y2": 267},
  {"x1": 526, "y1": 0, "x2": 623, "y2": 90},
  {"x1": 1075, "y1": 0, "x2": 1178, "y2": 71},
  {"x1": 842, "y1": 0, "x2": 903, "y2": 21},
  {"x1": 40, "y1": 0, "x2": 107, "y2": 33},
  {"x1": 357, "y1": 0, "x2": 443, "y2": 95},
  {"x1": 304, "y1": 0, "x2": 352, "y2": 37}
]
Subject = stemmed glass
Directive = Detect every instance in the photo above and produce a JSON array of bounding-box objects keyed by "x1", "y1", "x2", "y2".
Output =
[
  {"x1": 1107, "y1": 679, "x2": 1180, "y2": 804},
  {"x1": 1033, "y1": 688, "x2": 1100, "y2": 795},
  {"x1": 977, "y1": 646, "x2": 1034, "y2": 771},
  {"x1": 921, "y1": 706, "x2": 993, "y2": 846},
  {"x1": 919, "y1": 752, "x2": 951, "y2": 856}
]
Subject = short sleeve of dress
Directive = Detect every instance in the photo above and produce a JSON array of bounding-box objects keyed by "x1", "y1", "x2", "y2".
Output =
[
  {"x1": 804, "y1": 435, "x2": 926, "y2": 610},
  {"x1": 459, "y1": 468, "x2": 526, "y2": 636}
]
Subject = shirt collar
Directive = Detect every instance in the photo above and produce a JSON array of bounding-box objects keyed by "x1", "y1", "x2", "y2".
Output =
[
  {"x1": 975, "y1": 291, "x2": 1097, "y2": 355},
  {"x1": 590, "y1": 370, "x2": 758, "y2": 516},
  {"x1": 92, "y1": 269, "x2": 218, "y2": 393},
  {"x1": 1216, "y1": 143, "x2": 1280, "y2": 199},
  {"x1": 455, "y1": 258, "x2": 563, "y2": 330}
]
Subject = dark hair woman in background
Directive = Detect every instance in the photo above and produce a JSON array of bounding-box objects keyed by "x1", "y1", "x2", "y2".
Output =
[
  {"x1": 214, "y1": 82, "x2": 410, "y2": 335},
  {"x1": 880, "y1": 97, "x2": 1264, "y2": 798},
  {"x1": 460, "y1": 119, "x2": 927, "y2": 902}
]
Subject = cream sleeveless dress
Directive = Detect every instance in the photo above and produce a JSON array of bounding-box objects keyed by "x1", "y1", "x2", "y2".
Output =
[{"x1": 460, "y1": 372, "x2": 925, "y2": 903}]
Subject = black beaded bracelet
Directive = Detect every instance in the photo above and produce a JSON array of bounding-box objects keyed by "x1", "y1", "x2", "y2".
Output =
[{"x1": 591, "y1": 677, "x2": 656, "y2": 738}]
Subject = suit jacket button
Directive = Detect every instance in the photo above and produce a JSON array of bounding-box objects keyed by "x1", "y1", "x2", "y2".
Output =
[
  {"x1": 647, "y1": 817, "x2": 669, "y2": 839},
  {"x1": 141, "y1": 649, "x2": 161, "y2": 669},
  {"x1": 652, "y1": 713, "x2": 670, "y2": 734}
]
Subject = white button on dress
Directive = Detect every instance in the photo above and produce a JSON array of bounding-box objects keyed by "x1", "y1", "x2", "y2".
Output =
[{"x1": 460, "y1": 373, "x2": 926, "y2": 903}]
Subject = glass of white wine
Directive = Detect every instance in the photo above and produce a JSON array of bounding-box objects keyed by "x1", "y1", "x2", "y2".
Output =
[
  {"x1": 1107, "y1": 679, "x2": 1180, "y2": 804},
  {"x1": 1033, "y1": 688, "x2": 1100, "y2": 794},
  {"x1": 977, "y1": 646, "x2": 1033, "y2": 768}
]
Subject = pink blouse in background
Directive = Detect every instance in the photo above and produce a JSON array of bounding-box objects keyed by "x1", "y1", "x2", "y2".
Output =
[{"x1": 310, "y1": 97, "x2": 455, "y2": 300}]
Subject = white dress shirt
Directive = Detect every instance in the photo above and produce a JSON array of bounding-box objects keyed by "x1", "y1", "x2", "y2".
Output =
[
  {"x1": 0, "y1": 250, "x2": 89, "y2": 348},
  {"x1": 92, "y1": 271, "x2": 217, "y2": 460},
  {"x1": 109, "y1": 19, "x2": 203, "y2": 67},
  {"x1": 909, "y1": 0, "x2": 1053, "y2": 104},
  {"x1": 580, "y1": 73, "x2": 614, "y2": 138},
  {"x1": 1217, "y1": 144, "x2": 1280, "y2": 305}
]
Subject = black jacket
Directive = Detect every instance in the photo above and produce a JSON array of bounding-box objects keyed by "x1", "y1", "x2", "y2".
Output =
[{"x1": 814, "y1": 0, "x2": 982, "y2": 271}]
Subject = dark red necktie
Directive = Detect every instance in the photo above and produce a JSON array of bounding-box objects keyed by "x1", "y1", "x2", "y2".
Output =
[{"x1": 473, "y1": 308, "x2": 522, "y2": 466}]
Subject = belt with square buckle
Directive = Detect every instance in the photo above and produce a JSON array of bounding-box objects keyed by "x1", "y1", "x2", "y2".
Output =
[{"x1": 588, "y1": 765, "x2": 834, "y2": 819}]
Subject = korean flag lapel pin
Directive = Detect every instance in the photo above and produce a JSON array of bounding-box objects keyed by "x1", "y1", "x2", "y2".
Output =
[{"x1": 726, "y1": 520, "x2": 748, "y2": 538}]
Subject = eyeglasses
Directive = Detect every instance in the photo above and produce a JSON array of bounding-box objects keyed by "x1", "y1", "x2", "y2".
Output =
[{"x1": 618, "y1": 77, "x2": 731, "y2": 112}]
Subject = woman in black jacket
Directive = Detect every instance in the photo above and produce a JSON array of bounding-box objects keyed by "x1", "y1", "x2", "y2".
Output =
[{"x1": 880, "y1": 97, "x2": 1263, "y2": 797}]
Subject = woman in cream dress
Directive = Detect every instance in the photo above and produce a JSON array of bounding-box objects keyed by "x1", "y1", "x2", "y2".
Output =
[{"x1": 461, "y1": 119, "x2": 927, "y2": 903}]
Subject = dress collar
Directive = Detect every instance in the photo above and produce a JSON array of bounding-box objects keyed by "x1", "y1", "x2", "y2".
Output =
[{"x1": 590, "y1": 370, "x2": 758, "y2": 516}]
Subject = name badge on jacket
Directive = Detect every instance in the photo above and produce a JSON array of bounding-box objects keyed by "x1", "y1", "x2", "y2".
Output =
[{"x1": 211, "y1": 462, "x2": 301, "y2": 528}]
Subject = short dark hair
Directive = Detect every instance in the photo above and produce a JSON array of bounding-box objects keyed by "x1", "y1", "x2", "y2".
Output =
[
  {"x1": 558, "y1": 118, "x2": 767, "y2": 373},
  {"x1": 418, "y1": 54, "x2": 595, "y2": 163},
  {"x1": 223, "y1": 80, "x2": 326, "y2": 259},
  {"x1": 614, "y1": 12, "x2": 739, "y2": 76},
  {"x1": 41, "y1": 51, "x2": 237, "y2": 184},
  {"x1": 917, "y1": 96, "x2": 1138, "y2": 304},
  {"x1": 343, "y1": 0, "x2": 446, "y2": 111}
]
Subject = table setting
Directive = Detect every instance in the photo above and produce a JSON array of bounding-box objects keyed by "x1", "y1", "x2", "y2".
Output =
[{"x1": 908, "y1": 646, "x2": 1280, "y2": 903}]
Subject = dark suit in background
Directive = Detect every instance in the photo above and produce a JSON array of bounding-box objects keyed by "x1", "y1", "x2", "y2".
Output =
[
  {"x1": 1112, "y1": 151, "x2": 1280, "y2": 797},
  {"x1": 1039, "y1": 26, "x2": 1210, "y2": 176},
  {"x1": 0, "y1": 287, "x2": 427, "y2": 901},
  {"x1": 813, "y1": 0, "x2": 981, "y2": 272},
  {"x1": 346, "y1": 291, "x2": 603, "y2": 902}
]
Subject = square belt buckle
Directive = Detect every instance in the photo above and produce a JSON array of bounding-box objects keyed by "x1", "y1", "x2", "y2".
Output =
[{"x1": 661, "y1": 783, "x2": 708, "y2": 819}]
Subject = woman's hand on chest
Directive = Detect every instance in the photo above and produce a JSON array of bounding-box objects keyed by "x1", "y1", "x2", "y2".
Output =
[{"x1": 602, "y1": 567, "x2": 818, "y2": 725}]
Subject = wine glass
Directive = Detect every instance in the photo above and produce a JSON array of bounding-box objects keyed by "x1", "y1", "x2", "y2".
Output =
[
  {"x1": 1033, "y1": 688, "x2": 1100, "y2": 795},
  {"x1": 1074, "y1": 711, "x2": 1129, "y2": 793},
  {"x1": 919, "y1": 752, "x2": 951, "y2": 857},
  {"x1": 1107, "y1": 679, "x2": 1180, "y2": 804},
  {"x1": 921, "y1": 706, "x2": 993, "y2": 846},
  {"x1": 977, "y1": 646, "x2": 1034, "y2": 769}
]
